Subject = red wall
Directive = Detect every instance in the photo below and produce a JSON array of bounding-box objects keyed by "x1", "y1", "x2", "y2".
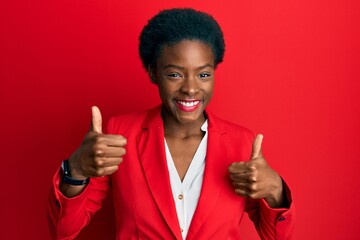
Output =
[{"x1": 1, "y1": 0, "x2": 360, "y2": 239}]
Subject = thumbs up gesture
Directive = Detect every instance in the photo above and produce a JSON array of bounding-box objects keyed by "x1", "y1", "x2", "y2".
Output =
[
  {"x1": 228, "y1": 134, "x2": 285, "y2": 208},
  {"x1": 67, "y1": 106, "x2": 127, "y2": 179}
]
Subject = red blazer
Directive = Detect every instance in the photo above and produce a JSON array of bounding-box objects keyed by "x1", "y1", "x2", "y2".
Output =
[{"x1": 48, "y1": 106, "x2": 295, "y2": 239}]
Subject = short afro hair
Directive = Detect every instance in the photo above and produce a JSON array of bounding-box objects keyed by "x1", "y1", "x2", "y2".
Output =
[{"x1": 139, "y1": 8, "x2": 225, "y2": 70}]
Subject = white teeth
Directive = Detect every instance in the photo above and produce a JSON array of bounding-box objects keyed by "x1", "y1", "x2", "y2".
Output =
[{"x1": 177, "y1": 101, "x2": 199, "y2": 107}]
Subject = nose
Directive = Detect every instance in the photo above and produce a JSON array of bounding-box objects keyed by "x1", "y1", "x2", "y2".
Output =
[{"x1": 180, "y1": 76, "x2": 199, "y2": 95}]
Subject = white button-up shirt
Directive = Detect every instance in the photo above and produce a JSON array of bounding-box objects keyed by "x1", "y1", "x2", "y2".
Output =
[{"x1": 165, "y1": 120, "x2": 208, "y2": 239}]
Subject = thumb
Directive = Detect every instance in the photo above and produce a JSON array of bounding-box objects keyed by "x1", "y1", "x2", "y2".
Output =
[
  {"x1": 90, "y1": 106, "x2": 102, "y2": 133},
  {"x1": 251, "y1": 134, "x2": 263, "y2": 159}
]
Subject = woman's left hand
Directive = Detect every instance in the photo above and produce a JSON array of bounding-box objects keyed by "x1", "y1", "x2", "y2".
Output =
[{"x1": 228, "y1": 134, "x2": 285, "y2": 208}]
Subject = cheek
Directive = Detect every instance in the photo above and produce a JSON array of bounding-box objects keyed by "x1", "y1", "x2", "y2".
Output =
[
  {"x1": 204, "y1": 83, "x2": 214, "y2": 97},
  {"x1": 157, "y1": 83, "x2": 174, "y2": 99}
]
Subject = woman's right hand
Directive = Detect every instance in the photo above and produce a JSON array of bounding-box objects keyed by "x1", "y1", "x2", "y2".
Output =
[{"x1": 68, "y1": 106, "x2": 127, "y2": 180}]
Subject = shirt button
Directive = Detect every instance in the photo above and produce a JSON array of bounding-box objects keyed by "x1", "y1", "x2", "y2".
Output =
[
  {"x1": 181, "y1": 228, "x2": 183, "y2": 232},
  {"x1": 178, "y1": 194, "x2": 183, "y2": 200},
  {"x1": 278, "y1": 217, "x2": 285, "y2": 222}
]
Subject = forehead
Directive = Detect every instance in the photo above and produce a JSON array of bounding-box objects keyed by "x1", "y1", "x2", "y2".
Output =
[{"x1": 156, "y1": 40, "x2": 215, "y2": 68}]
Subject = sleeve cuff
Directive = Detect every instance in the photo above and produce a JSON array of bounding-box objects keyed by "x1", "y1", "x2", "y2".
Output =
[{"x1": 259, "y1": 178, "x2": 294, "y2": 223}]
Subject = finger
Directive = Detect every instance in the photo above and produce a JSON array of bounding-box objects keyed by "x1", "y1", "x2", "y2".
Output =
[
  {"x1": 229, "y1": 173, "x2": 248, "y2": 182},
  {"x1": 91, "y1": 106, "x2": 102, "y2": 133},
  {"x1": 94, "y1": 157, "x2": 124, "y2": 167},
  {"x1": 98, "y1": 135, "x2": 127, "y2": 147},
  {"x1": 232, "y1": 181, "x2": 251, "y2": 190},
  {"x1": 234, "y1": 188, "x2": 249, "y2": 197},
  {"x1": 94, "y1": 146, "x2": 126, "y2": 158},
  {"x1": 228, "y1": 161, "x2": 255, "y2": 174},
  {"x1": 251, "y1": 134, "x2": 263, "y2": 159},
  {"x1": 90, "y1": 165, "x2": 119, "y2": 177},
  {"x1": 228, "y1": 162, "x2": 247, "y2": 173},
  {"x1": 229, "y1": 172, "x2": 256, "y2": 182},
  {"x1": 234, "y1": 187, "x2": 259, "y2": 199}
]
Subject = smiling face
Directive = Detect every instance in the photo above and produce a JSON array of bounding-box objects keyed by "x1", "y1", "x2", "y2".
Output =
[{"x1": 151, "y1": 40, "x2": 215, "y2": 126}]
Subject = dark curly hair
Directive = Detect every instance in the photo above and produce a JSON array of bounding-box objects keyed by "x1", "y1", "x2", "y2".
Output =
[{"x1": 139, "y1": 8, "x2": 225, "y2": 70}]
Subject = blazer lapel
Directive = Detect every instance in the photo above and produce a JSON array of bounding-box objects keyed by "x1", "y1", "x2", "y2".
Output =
[
  {"x1": 136, "y1": 106, "x2": 182, "y2": 240},
  {"x1": 186, "y1": 112, "x2": 228, "y2": 239}
]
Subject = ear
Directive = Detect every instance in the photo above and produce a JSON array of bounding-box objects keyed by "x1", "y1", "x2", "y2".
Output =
[{"x1": 147, "y1": 65, "x2": 157, "y2": 84}]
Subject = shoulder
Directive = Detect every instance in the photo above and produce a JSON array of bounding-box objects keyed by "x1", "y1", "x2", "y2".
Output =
[
  {"x1": 206, "y1": 110, "x2": 255, "y2": 159},
  {"x1": 110, "y1": 109, "x2": 149, "y2": 126},
  {"x1": 207, "y1": 111, "x2": 253, "y2": 134},
  {"x1": 106, "y1": 106, "x2": 159, "y2": 135},
  {"x1": 206, "y1": 110, "x2": 254, "y2": 141}
]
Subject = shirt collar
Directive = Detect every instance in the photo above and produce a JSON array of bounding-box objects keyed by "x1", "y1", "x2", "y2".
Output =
[{"x1": 201, "y1": 119, "x2": 208, "y2": 132}]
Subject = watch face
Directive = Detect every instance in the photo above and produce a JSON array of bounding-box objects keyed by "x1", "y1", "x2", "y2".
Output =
[
  {"x1": 62, "y1": 160, "x2": 69, "y2": 176},
  {"x1": 61, "y1": 160, "x2": 90, "y2": 185}
]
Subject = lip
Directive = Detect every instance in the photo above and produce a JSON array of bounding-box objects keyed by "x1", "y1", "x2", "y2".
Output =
[{"x1": 174, "y1": 99, "x2": 201, "y2": 112}]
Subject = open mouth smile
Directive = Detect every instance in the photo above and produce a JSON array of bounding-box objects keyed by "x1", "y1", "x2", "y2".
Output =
[{"x1": 175, "y1": 100, "x2": 201, "y2": 112}]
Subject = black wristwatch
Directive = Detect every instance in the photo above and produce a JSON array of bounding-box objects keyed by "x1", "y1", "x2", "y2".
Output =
[{"x1": 61, "y1": 160, "x2": 90, "y2": 185}]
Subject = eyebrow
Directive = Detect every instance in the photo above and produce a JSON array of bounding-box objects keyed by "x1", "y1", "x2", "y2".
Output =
[{"x1": 163, "y1": 63, "x2": 214, "y2": 70}]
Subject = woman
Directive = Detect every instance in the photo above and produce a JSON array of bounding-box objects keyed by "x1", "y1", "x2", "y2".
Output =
[{"x1": 48, "y1": 8, "x2": 294, "y2": 239}]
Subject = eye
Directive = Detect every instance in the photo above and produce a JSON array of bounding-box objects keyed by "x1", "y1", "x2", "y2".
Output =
[
  {"x1": 199, "y1": 73, "x2": 211, "y2": 78},
  {"x1": 167, "y1": 73, "x2": 182, "y2": 78}
]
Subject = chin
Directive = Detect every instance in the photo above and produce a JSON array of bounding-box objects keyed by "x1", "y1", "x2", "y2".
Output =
[{"x1": 175, "y1": 110, "x2": 205, "y2": 124}]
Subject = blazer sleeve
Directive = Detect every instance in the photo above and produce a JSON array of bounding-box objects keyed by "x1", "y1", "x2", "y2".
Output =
[
  {"x1": 47, "y1": 172, "x2": 110, "y2": 240},
  {"x1": 245, "y1": 179, "x2": 295, "y2": 240},
  {"x1": 47, "y1": 117, "x2": 118, "y2": 240}
]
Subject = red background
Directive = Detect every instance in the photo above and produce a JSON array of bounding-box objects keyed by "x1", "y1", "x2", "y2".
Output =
[{"x1": 1, "y1": 0, "x2": 360, "y2": 239}]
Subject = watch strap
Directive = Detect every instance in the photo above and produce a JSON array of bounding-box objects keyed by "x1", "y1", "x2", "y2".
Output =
[{"x1": 61, "y1": 160, "x2": 90, "y2": 185}]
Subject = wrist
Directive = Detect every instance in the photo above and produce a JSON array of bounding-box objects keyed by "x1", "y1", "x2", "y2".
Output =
[
  {"x1": 61, "y1": 160, "x2": 90, "y2": 185},
  {"x1": 67, "y1": 154, "x2": 87, "y2": 179},
  {"x1": 264, "y1": 174, "x2": 284, "y2": 208}
]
